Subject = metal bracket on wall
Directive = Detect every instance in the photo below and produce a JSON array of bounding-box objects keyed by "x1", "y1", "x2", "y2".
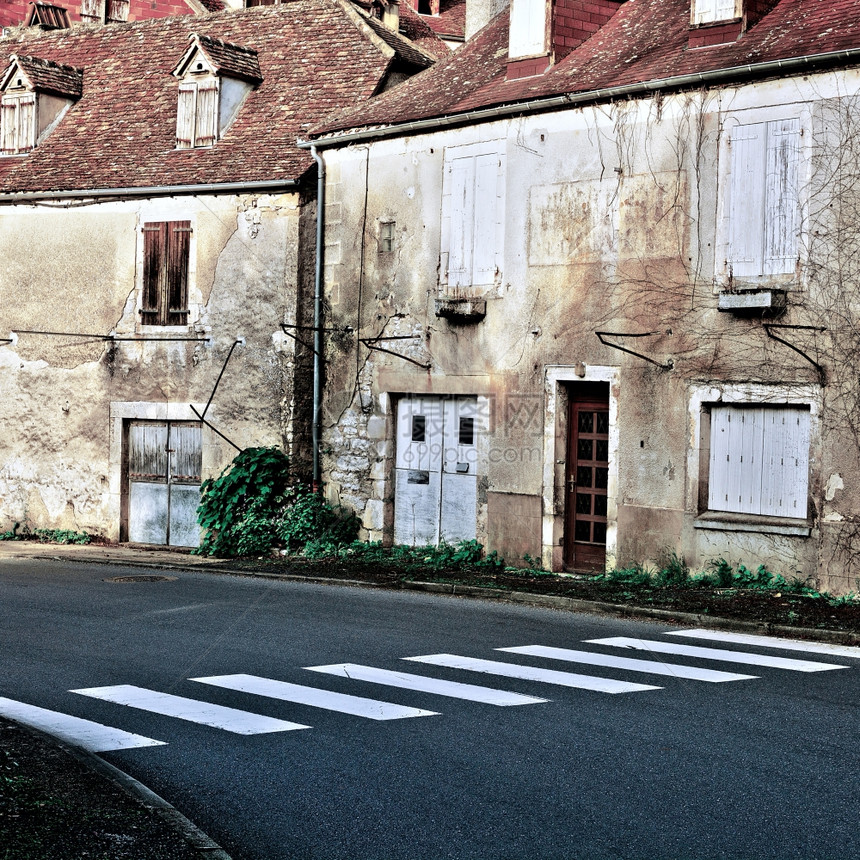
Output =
[
  {"x1": 763, "y1": 323, "x2": 827, "y2": 386},
  {"x1": 360, "y1": 334, "x2": 431, "y2": 370},
  {"x1": 595, "y1": 330, "x2": 674, "y2": 370},
  {"x1": 189, "y1": 339, "x2": 244, "y2": 452}
]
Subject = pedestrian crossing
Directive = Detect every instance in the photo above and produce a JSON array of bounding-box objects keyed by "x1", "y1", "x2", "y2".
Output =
[{"x1": 1, "y1": 628, "x2": 855, "y2": 751}]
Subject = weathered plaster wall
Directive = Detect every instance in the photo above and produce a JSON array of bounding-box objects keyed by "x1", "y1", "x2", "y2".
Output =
[
  {"x1": 320, "y1": 70, "x2": 860, "y2": 592},
  {"x1": 0, "y1": 191, "x2": 304, "y2": 539}
]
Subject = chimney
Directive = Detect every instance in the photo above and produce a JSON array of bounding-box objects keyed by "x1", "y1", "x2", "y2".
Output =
[{"x1": 382, "y1": 0, "x2": 400, "y2": 31}]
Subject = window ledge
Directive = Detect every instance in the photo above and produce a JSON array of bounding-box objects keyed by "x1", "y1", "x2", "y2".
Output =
[{"x1": 694, "y1": 512, "x2": 810, "y2": 537}]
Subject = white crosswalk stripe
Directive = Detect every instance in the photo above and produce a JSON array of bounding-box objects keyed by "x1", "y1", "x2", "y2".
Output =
[
  {"x1": 585, "y1": 637, "x2": 849, "y2": 672},
  {"x1": 191, "y1": 674, "x2": 439, "y2": 720},
  {"x1": 403, "y1": 654, "x2": 662, "y2": 693},
  {"x1": 497, "y1": 645, "x2": 758, "y2": 682},
  {"x1": 665, "y1": 629, "x2": 860, "y2": 660},
  {"x1": 71, "y1": 685, "x2": 310, "y2": 734},
  {"x1": 0, "y1": 696, "x2": 166, "y2": 752},
  {"x1": 304, "y1": 663, "x2": 548, "y2": 706}
]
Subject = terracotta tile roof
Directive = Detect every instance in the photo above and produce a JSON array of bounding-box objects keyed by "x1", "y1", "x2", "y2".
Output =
[
  {"x1": 348, "y1": 0, "x2": 451, "y2": 59},
  {"x1": 312, "y1": 0, "x2": 860, "y2": 137},
  {"x1": 362, "y1": 11, "x2": 434, "y2": 67},
  {"x1": 179, "y1": 32, "x2": 263, "y2": 81},
  {"x1": 1, "y1": 0, "x2": 219, "y2": 28},
  {"x1": 3, "y1": 53, "x2": 83, "y2": 95},
  {"x1": 415, "y1": 0, "x2": 465, "y2": 41},
  {"x1": 0, "y1": 1, "x2": 437, "y2": 193}
]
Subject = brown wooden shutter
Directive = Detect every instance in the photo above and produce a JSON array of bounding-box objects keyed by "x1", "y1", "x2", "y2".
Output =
[
  {"x1": 194, "y1": 78, "x2": 219, "y2": 148},
  {"x1": 106, "y1": 0, "x2": 128, "y2": 21},
  {"x1": 176, "y1": 83, "x2": 196, "y2": 149},
  {"x1": 142, "y1": 223, "x2": 167, "y2": 324},
  {"x1": 167, "y1": 221, "x2": 191, "y2": 326}
]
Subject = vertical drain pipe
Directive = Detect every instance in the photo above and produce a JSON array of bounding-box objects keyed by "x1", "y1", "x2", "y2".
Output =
[{"x1": 310, "y1": 145, "x2": 325, "y2": 491}]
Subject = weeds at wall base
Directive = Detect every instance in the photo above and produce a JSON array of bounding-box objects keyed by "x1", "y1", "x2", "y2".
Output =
[{"x1": 0, "y1": 522, "x2": 91, "y2": 545}]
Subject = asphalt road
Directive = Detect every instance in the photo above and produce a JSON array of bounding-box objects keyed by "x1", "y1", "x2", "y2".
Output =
[{"x1": 1, "y1": 557, "x2": 858, "y2": 860}]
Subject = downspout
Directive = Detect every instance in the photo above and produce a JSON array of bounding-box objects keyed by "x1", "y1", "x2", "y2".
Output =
[{"x1": 310, "y1": 144, "x2": 325, "y2": 491}]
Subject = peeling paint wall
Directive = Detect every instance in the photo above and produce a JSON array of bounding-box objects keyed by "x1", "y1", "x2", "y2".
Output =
[
  {"x1": 0, "y1": 190, "x2": 309, "y2": 540},
  {"x1": 319, "y1": 69, "x2": 860, "y2": 594}
]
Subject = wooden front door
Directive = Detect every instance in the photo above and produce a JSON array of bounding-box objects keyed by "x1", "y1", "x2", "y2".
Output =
[{"x1": 564, "y1": 388, "x2": 609, "y2": 570}]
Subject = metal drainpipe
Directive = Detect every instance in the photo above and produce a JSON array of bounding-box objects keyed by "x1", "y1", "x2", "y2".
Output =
[{"x1": 310, "y1": 144, "x2": 325, "y2": 491}]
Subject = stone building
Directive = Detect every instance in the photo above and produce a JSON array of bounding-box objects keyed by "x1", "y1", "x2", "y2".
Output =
[
  {"x1": 0, "y1": 1, "x2": 438, "y2": 546},
  {"x1": 306, "y1": 0, "x2": 860, "y2": 593}
]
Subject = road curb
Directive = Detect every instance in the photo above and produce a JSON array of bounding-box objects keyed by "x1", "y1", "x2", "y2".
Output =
[
  {"x1": 13, "y1": 721, "x2": 233, "y2": 859},
  {"x1": 7, "y1": 546, "x2": 859, "y2": 646}
]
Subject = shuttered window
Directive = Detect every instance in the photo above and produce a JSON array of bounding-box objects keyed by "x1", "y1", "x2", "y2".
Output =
[
  {"x1": 692, "y1": 0, "x2": 738, "y2": 25},
  {"x1": 727, "y1": 118, "x2": 801, "y2": 278},
  {"x1": 176, "y1": 77, "x2": 220, "y2": 149},
  {"x1": 508, "y1": 0, "x2": 546, "y2": 58},
  {"x1": 0, "y1": 93, "x2": 36, "y2": 155},
  {"x1": 440, "y1": 143, "x2": 505, "y2": 291},
  {"x1": 708, "y1": 404, "x2": 810, "y2": 519},
  {"x1": 141, "y1": 221, "x2": 192, "y2": 326}
]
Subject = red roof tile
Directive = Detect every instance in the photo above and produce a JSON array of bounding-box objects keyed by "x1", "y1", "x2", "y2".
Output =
[
  {"x1": 412, "y1": 0, "x2": 465, "y2": 41},
  {"x1": 177, "y1": 32, "x2": 263, "y2": 81},
  {"x1": 312, "y1": 0, "x2": 860, "y2": 137},
  {"x1": 0, "y1": 0, "x2": 437, "y2": 193}
]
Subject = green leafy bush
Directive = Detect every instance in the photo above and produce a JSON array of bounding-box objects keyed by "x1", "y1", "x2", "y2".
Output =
[
  {"x1": 196, "y1": 447, "x2": 292, "y2": 557},
  {"x1": 276, "y1": 487, "x2": 360, "y2": 553},
  {"x1": 0, "y1": 523, "x2": 91, "y2": 544}
]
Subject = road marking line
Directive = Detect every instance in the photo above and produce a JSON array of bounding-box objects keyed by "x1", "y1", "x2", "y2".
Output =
[
  {"x1": 0, "y1": 697, "x2": 166, "y2": 752},
  {"x1": 71, "y1": 685, "x2": 310, "y2": 734},
  {"x1": 401, "y1": 655, "x2": 661, "y2": 694},
  {"x1": 304, "y1": 664, "x2": 548, "y2": 706},
  {"x1": 665, "y1": 629, "x2": 860, "y2": 660},
  {"x1": 584, "y1": 638, "x2": 848, "y2": 672},
  {"x1": 497, "y1": 645, "x2": 757, "y2": 683},
  {"x1": 190, "y1": 674, "x2": 439, "y2": 721}
]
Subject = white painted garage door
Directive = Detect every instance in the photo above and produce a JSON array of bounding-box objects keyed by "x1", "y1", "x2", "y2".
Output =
[
  {"x1": 128, "y1": 421, "x2": 202, "y2": 548},
  {"x1": 394, "y1": 396, "x2": 479, "y2": 546}
]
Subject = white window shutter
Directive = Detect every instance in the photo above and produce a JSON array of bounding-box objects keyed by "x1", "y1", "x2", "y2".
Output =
[
  {"x1": 472, "y1": 153, "x2": 502, "y2": 285},
  {"x1": 446, "y1": 157, "x2": 475, "y2": 289},
  {"x1": 728, "y1": 122, "x2": 766, "y2": 278},
  {"x1": 1, "y1": 100, "x2": 18, "y2": 154},
  {"x1": 692, "y1": 0, "x2": 718, "y2": 25},
  {"x1": 176, "y1": 82, "x2": 196, "y2": 148},
  {"x1": 508, "y1": 0, "x2": 546, "y2": 58},
  {"x1": 709, "y1": 404, "x2": 809, "y2": 519},
  {"x1": 763, "y1": 118, "x2": 800, "y2": 275},
  {"x1": 18, "y1": 94, "x2": 35, "y2": 151},
  {"x1": 715, "y1": 0, "x2": 737, "y2": 20},
  {"x1": 194, "y1": 78, "x2": 219, "y2": 148}
]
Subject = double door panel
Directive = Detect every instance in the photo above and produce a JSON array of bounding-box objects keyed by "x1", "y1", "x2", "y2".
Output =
[
  {"x1": 128, "y1": 421, "x2": 202, "y2": 548},
  {"x1": 394, "y1": 396, "x2": 479, "y2": 546}
]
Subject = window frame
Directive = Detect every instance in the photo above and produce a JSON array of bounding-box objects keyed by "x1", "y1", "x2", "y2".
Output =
[
  {"x1": 691, "y1": 0, "x2": 739, "y2": 26},
  {"x1": 716, "y1": 106, "x2": 811, "y2": 287},
  {"x1": 0, "y1": 91, "x2": 37, "y2": 155},
  {"x1": 688, "y1": 383, "x2": 819, "y2": 536},
  {"x1": 508, "y1": 0, "x2": 547, "y2": 59},
  {"x1": 439, "y1": 139, "x2": 506, "y2": 295},
  {"x1": 176, "y1": 75, "x2": 220, "y2": 150},
  {"x1": 139, "y1": 220, "x2": 193, "y2": 328}
]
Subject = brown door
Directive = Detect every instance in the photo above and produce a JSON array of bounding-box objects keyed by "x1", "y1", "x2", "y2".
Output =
[{"x1": 564, "y1": 387, "x2": 609, "y2": 570}]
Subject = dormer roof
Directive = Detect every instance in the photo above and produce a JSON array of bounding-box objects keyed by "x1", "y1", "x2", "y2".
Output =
[
  {"x1": 172, "y1": 33, "x2": 263, "y2": 83},
  {"x1": 0, "y1": 54, "x2": 82, "y2": 98},
  {"x1": 24, "y1": 2, "x2": 71, "y2": 30}
]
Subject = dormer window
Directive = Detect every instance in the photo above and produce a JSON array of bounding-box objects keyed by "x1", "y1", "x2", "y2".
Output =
[
  {"x1": 0, "y1": 55, "x2": 82, "y2": 156},
  {"x1": 691, "y1": 0, "x2": 739, "y2": 26},
  {"x1": 508, "y1": 0, "x2": 547, "y2": 59},
  {"x1": 171, "y1": 34, "x2": 262, "y2": 151}
]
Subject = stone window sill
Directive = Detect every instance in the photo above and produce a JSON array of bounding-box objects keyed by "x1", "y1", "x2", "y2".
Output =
[{"x1": 694, "y1": 511, "x2": 811, "y2": 537}]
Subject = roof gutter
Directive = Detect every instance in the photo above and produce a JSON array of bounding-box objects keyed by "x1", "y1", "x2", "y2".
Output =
[
  {"x1": 0, "y1": 178, "x2": 299, "y2": 204},
  {"x1": 299, "y1": 47, "x2": 860, "y2": 149}
]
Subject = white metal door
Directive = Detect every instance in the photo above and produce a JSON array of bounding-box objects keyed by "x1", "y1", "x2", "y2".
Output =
[
  {"x1": 128, "y1": 421, "x2": 202, "y2": 547},
  {"x1": 394, "y1": 396, "x2": 478, "y2": 546}
]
